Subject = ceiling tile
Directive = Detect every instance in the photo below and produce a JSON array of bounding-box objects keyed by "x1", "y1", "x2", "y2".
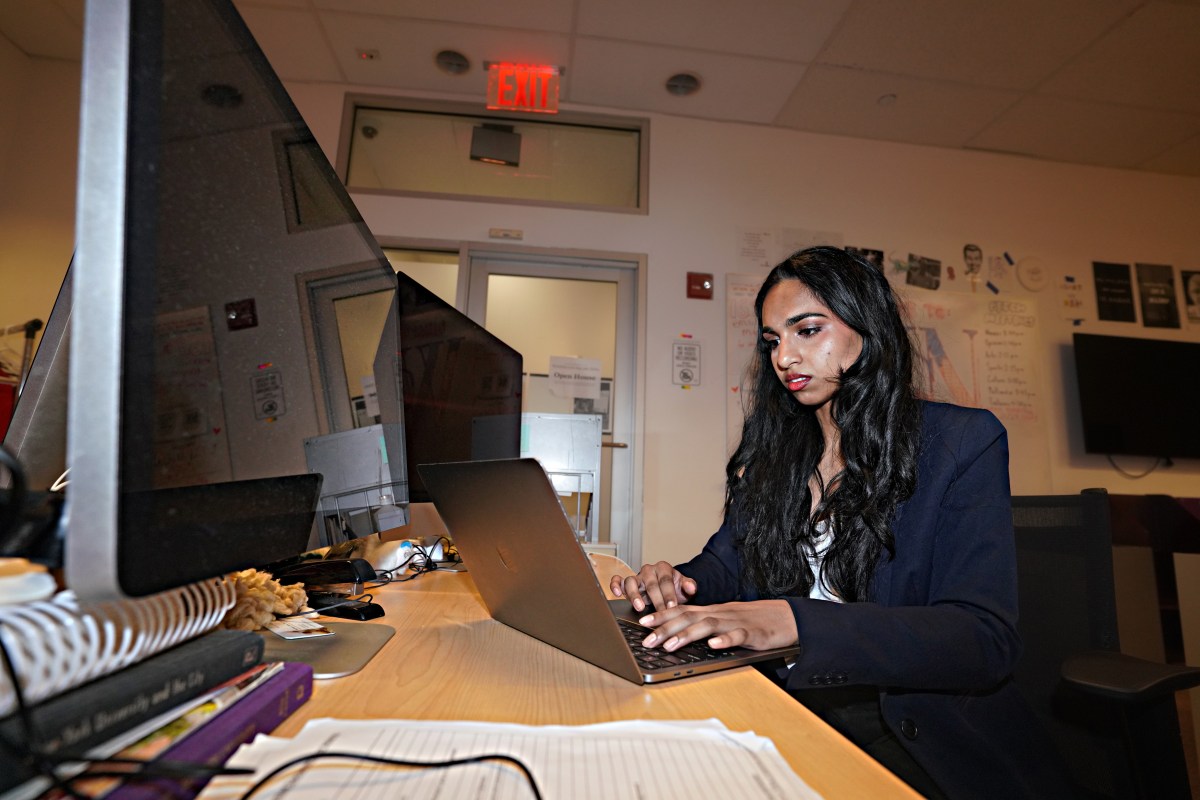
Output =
[
  {"x1": 1040, "y1": 3, "x2": 1200, "y2": 113},
  {"x1": 575, "y1": 0, "x2": 851, "y2": 62},
  {"x1": 1138, "y1": 133, "x2": 1200, "y2": 178},
  {"x1": 568, "y1": 39, "x2": 807, "y2": 124},
  {"x1": 238, "y1": 7, "x2": 344, "y2": 83},
  {"x1": 967, "y1": 94, "x2": 1200, "y2": 169},
  {"x1": 0, "y1": 0, "x2": 81, "y2": 61},
  {"x1": 817, "y1": 0, "x2": 1141, "y2": 90},
  {"x1": 52, "y1": 0, "x2": 83, "y2": 30},
  {"x1": 3, "y1": 0, "x2": 1200, "y2": 179},
  {"x1": 320, "y1": 13, "x2": 570, "y2": 93},
  {"x1": 310, "y1": 0, "x2": 574, "y2": 33},
  {"x1": 775, "y1": 65, "x2": 1021, "y2": 148}
]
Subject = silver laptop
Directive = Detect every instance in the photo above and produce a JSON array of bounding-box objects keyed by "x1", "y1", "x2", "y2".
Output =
[{"x1": 418, "y1": 458, "x2": 800, "y2": 684}]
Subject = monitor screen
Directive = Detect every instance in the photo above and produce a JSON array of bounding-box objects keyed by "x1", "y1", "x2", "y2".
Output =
[
  {"x1": 1072, "y1": 332, "x2": 1200, "y2": 460},
  {"x1": 64, "y1": 0, "x2": 397, "y2": 599},
  {"x1": 373, "y1": 272, "x2": 523, "y2": 507},
  {"x1": 1, "y1": 266, "x2": 71, "y2": 494}
]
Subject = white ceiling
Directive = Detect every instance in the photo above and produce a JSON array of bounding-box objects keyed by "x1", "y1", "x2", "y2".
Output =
[{"x1": 4, "y1": 0, "x2": 1200, "y2": 177}]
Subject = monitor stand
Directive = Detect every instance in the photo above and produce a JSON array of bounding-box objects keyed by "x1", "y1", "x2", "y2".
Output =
[{"x1": 258, "y1": 620, "x2": 394, "y2": 679}]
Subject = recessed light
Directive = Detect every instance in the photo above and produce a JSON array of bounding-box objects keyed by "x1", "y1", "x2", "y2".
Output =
[
  {"x1": 665, "y1": 73, "x2": 701, "y2": 97},
  {"x1": 435, "y1": 50, "x2": 471, "y2": 75}
]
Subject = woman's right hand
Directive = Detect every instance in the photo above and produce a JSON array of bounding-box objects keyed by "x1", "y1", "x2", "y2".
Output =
[{"x1": 610, "y1": 561, "x2": 698, "y2": 612}]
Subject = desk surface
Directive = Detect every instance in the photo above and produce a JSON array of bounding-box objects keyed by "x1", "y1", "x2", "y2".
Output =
[{"x1": 278, "y1": 568, "x2": 919, "y2": 799}]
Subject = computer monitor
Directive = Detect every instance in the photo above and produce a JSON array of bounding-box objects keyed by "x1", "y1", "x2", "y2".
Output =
[
  {"x1": 58, "y1": 0, "x2": 398, "y2": 599},
  {"x1": 0, "y1": 268, "x2": 71, "y2": 563},
  {"x1": 1072, "y1": 332, "x2": 1200, "y2": 460},
  {"x1": 365, "y1": 272, "x2": 522, "y2": 541},
  {"x1": 1, "y1": 266, "x2": 71, "y2": 494}
]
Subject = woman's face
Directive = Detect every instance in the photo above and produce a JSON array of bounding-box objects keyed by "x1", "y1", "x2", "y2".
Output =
[{"x1": 760, "y1": 279, "x2": 863, "y2": 411}]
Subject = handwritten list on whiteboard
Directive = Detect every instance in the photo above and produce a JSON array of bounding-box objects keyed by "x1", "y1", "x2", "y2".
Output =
[
  {"x1": 901, "y1": 290, "x2": 1050, "y2": 492},
  {"x1": 981, "y1": 301, "x2": 1040, "y2": 424}
]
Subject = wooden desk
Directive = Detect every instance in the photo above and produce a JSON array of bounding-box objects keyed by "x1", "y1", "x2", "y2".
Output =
[{"x1": 278, "y1": 570, "x2": 919, "y2": 798}]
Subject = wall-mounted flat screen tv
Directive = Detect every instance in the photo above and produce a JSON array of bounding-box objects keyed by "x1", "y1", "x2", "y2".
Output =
[{"x1": 1072, "y1": 332, "x2": 1200, "y2": 460}]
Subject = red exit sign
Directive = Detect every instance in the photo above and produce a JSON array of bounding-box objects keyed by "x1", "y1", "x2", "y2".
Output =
[{"x1": 487, "y1": 63, "x2": 560, "y2": 114}]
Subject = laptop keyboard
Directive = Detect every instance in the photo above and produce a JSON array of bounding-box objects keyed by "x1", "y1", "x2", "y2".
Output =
[{"x1": 617, "y1": 617, "x2": 728, "y2": 671}]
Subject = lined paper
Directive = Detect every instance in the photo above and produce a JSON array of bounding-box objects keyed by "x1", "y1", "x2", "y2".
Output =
[{"x1": 198, "y1": 718, "x2": 821, "y2": 799}]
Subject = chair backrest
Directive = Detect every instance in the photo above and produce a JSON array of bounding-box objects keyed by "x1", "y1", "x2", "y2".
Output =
[{"x1": 1012, "y1": 488, "x2": 1127, "y2": 797}]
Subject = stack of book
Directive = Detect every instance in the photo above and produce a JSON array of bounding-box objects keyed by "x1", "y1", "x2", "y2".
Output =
[{"x1": 1, "y1": 628, "x2": 313, "y2": 800}]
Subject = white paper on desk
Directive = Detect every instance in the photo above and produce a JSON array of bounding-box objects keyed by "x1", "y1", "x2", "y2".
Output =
[{"x1": 197, "y1": 718, "x2": 822, "y2": 800}]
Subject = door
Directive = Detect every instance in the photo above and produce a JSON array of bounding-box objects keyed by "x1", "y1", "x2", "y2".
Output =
[
  {"x1": 299, "y1": 244, "x2": 643, "y2": 564},
  {"x1": 465, "y1": 246, "x2": 641, "y2": 565}
]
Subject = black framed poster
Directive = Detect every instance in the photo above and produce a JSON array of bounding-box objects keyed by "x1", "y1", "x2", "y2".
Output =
[
  {"x1": 1135, "y1": 262, "x2": 1180, "y2": 329},
  {"x1": 1092, "y1": 262, "x2": 1137, "y2": 323}
]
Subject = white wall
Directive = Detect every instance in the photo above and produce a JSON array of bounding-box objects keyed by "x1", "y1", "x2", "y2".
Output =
[
  {"x1": 0, "y1": 46, "x2": 78, "y2": 354},
  {"x1": 289, "y1": 82, "x2": 1200, "y2": 566},
  {"x1": 4, "y1": 68, "x2": 1199, "y2": 566},
  {"x1": 0, "y1": 36, "x2": 25, "y2": 170}
]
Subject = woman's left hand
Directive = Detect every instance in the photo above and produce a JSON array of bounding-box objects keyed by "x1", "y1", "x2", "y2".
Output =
[{"x1": 637, "y1": 599, "x2": 798, "y2": 652}]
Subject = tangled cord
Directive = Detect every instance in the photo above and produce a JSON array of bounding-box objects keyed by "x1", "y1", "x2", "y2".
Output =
[{"x1": 0, "y1": 444, "x2": 27, "y2": 549}]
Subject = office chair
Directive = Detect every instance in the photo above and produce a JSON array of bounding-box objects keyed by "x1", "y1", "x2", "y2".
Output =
[{"x1": 1012, "y1": 488, "x2": 1200, "y2": 800}]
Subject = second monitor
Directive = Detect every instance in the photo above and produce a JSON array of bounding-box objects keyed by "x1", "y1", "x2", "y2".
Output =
[{"x1": 306, "y1": 271, "x2": 524, "y2": 544}]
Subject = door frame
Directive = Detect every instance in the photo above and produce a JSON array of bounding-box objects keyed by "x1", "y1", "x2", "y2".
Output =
[
  {"x1": 295, "y1": 259, "x2": 395, "y2": 437},
  {"x1": 461, "y1": 242, "x2": 647, "y2": 566}
]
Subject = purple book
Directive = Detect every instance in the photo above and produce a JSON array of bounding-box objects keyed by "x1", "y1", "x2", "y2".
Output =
[{"x1": 107, "y1": 660, "x2": 314, "y2": 800}]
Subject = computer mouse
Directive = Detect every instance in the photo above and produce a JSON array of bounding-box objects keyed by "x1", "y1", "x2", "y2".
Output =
[{"x1": 321, "y1": 600, "x2": 385, "y2": 621}]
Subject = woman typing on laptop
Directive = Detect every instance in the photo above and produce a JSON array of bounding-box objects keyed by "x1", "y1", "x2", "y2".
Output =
[{"x1": 610, "y1": 247, "x2": 1068, "y2": 800}]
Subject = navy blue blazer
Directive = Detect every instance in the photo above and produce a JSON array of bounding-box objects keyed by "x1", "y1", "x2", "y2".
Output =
[{"x1": 676, "y1": 401, "x2": 1071, "y2": 799}]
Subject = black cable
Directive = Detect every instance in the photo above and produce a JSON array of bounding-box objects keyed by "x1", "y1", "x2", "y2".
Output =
[
  {"x1": 65, "y1": 757, "x2": 253, "y2": 781},
  {"x1": 1105, "y1": 454, "x2": 1165, "y2": 479},
  {"x1": 0, "y1": 619, "x2": 251, "y2": 799},
  {"x1": 0, "y1": 443, "x2": 65, "y2": 562},
  {"x1": 0, "y1": 450, "x2": 75, "y2": 798},
  {"x1": 279, "y1": 593, "x2": 376, "y2": 618},
  {"x1": 61, "y1": 771, "x2": 196, "y2": 800},
  {"x1": 344, "y1": 541, "x2": 460, "y2": 588},
  {"x1": 0, "y1": 443, "x2": 26, "y2": 544},
  {"x1": 426, "y1": 535, "x2": 456, "y2": 559},
  {"x1": 391, "y1": 567, "x2": 428, "y2": 583},
  {"x1": 0, "y1": 620, "x2": 93, "y2": 800},
  {"x1": 413, "y1": 536, "x2": 458, "y2": 569},
  {"x1": 236, "y1": 750, "x2": 544, "y2": 800},
  {"x1": 381, "y1": 548, "x2": 436, "y2": 581},
  {"x1": 54, "y1": 756, "x2": 254, "y2": 800},
  {"x1": 363, "y1": 571, "x2": 393, "y2": 590}
]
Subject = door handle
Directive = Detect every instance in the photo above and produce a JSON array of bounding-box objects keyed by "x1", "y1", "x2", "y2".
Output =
[{"x1": 602, "y1": 442, "x2": 628, "y2": 449}]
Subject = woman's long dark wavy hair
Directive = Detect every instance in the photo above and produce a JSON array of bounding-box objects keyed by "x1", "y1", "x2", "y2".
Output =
[{"x1": 727, "y1": 246, "x2": 921, "y2": 602}]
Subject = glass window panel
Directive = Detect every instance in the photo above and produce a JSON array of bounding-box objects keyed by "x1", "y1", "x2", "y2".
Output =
[
  {"x1": 333, "y1": 291, "x2": 392, "y2": 418},
  {"x1": 344, "y1": 104, "x2": 644, "y2": 211},
  {"x1": 484, "y1": 275, "x2": 617, "y2": 378},
  {"x1": 382, "y1": 249, "x2": 458, "y2": 305},
  {"x1": 332, "y1": 250, "x2": 459, "y2": 426}
]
